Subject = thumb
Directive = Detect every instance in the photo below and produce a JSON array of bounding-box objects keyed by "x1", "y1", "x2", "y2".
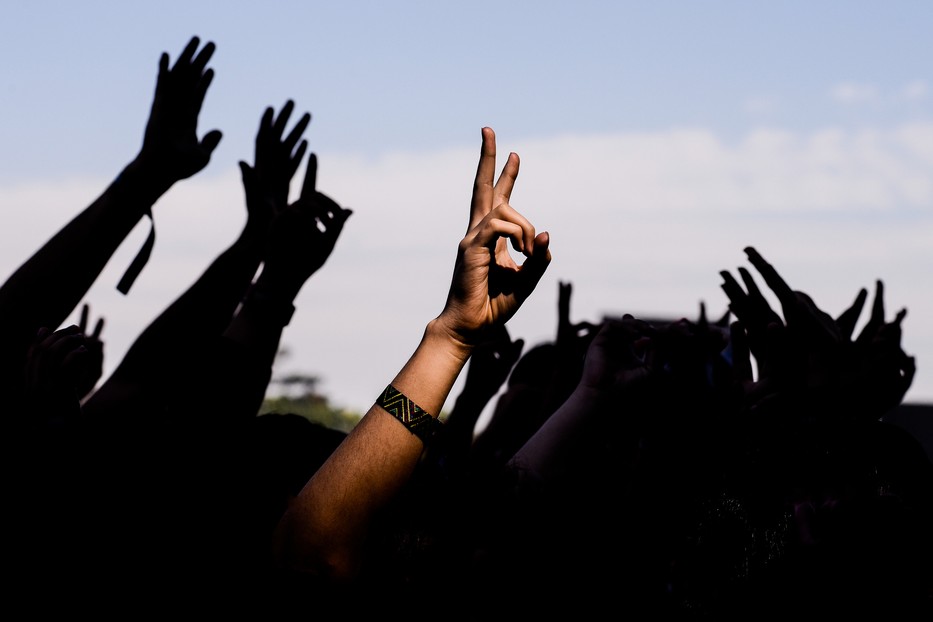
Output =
[
  {"x1": 238, "y1": 161, "x2": 256, "y2": 192},
  {"x1": 201, "y1": 129, "x2": 223, "y2": 154}
]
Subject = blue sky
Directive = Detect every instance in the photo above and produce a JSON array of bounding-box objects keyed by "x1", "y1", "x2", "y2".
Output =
[
  {"x1": 1, "y1": 1, "x2": 931, "y2": 418},
  {"x1": 5, "y1": 1, "x2": 932, "y2": 177}
]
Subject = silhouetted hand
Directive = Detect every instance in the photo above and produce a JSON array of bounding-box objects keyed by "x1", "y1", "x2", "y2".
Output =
[
  {"x1": 849, "y1": 280, "x2": 916, "y2": 414},
  {"x1": 721, "y1": 248, "x2": 836, "y2": 391},
  {"x1": 721, "y1": 247, "x2": 915, "y2": 418},
  {"x1": 463, "y1": 324, "x2": 525, "y2": 402},
  {"x1": 719, "y1": 262, "x2": 786, "y2": 380},
  {"x1": 75, "y1": 303, "x2": 105, "y2": 401},
  {"x1": 505, "y1": 316, "x2": 656, "y2": 484},
  {"x1": 437, "y1": 127, "x2": 551, "y2": 346},
  {"x1": 24, "y1": 325, "x2": 92, "y2": 427},
  {"x1": 259, "y1": 153, "x2": 352, "y2": 297},
  {"x1": 577, "y1": 317, "x2": 655, "y2": 399},
  {"x1": 557, "y1": 280, "x2": 599, "y2": 358},
  {"x1": 239, "y1": 100, "x2": 311, "y2": 237},
  {"x1": 135, "y1": 36, "x2": 222, "y2": 189}
]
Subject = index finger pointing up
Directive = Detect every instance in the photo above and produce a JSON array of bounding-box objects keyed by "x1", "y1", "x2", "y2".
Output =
[{"x1": 469, "y1": 127, "x2": 497, "y2": 232}]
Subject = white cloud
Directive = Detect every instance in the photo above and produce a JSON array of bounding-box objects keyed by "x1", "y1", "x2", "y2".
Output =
[
  {"x1": 1, "y1": 123, "x2": 931, "y2": 417},
  {"x1": 829, "y1": 79, "x2": 931, "y2": 106},
  {"x1": 829, "y1": 82, "x2": 878, "y2": 104},
  {"x1": 900, "y1": 79, "x2": 929, "y2": 102}
]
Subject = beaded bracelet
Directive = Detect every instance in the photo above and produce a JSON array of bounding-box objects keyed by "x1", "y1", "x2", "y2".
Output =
[{"x1": 375, "y1": 384, "x2": 442, "y2": 444}]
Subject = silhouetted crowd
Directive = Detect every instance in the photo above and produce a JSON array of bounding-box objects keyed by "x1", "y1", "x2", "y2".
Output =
[{"x1": 3, "y1": 37, "x2": 931, "y2": 619}]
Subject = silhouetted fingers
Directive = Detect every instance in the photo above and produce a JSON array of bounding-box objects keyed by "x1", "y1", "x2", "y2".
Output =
[
  {"x1": 42, "y1": 326, "x2": 86, "y2": 363},
  {"x1": 194, "y1": 68, "x2": 214, "y2": 115},
  {"x1": 744, "y1": 246, "x2": 795, "y2": 312},
  {"x1": 79, "y1": 304, "x2": 89, "y2": 333},
  {"x1": 558, "y1": 281, "x2": 572, "y2": 321},
  {"x1": 257, "y1": 106, "x2": 275, "y2": 144},
  {"x1": 719, "y1": 270, "x2": 748, "y2": 318},
  {"x1": 200, "y1": 130, "x2": 223, "y2": 155},
  {"x1": 300, "y1": 152, "x2": 318, "y2": 200},
  {"x1": 289, "y1": 140, "x2": 309, "y2": 179},
  {"x1": 91, "y1": 318, "x2": 105, "y2": 341},
  {"x1": 173, "y1": 37, "x2": 201, "y2": 70},
  {"x1": 190, "y1": 40, "x2": 216, "y2": 76},
  {"x1": 284, "y1": 112, "x2": 312, "y2": 153},
  {"x1": 836, "y1": 287, "x2": 868, "y2": 340},
  {"x1": 857, "y1": 279, "x2": 886, "y2": 345},
  {"x1": 737, "y1": 267, "x2": 765, "y2": 302},
  {"x1": 273, "y1": 100, "x2": 296, "y2": 138},
  {"x1": 870, "y1": 279, "x2": 886, "y2": 324},
  {"x1": 157, "y1": 52, "x2": 170, "y2": 82}
]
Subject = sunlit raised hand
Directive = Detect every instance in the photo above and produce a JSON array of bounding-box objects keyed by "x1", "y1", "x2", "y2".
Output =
[
  {"x1": 438, "y1": 127, "x2": 551, "y2": 345},
  {"x1": 135, "y1": 36, "x2": 223, "y2": 188}
]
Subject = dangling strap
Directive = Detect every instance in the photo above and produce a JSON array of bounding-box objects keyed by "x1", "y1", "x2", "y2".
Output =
[{"x1": 116, "y1": 210, "x2": 155, "y2": 295}]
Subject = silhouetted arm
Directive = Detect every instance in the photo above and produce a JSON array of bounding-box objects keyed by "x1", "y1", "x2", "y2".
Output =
[
  {"x1": 508, "y1": 317, "x2": 652, "y2": 482},
  {"x1": 0, "y1": 36, "x2": 221, "y2": 404},
  {"x1": 220, "y1": 152, "x2": 352, "y2": 416},
  {"x1": 82, "y1": 101, "x2": 311, "y2": 423}
]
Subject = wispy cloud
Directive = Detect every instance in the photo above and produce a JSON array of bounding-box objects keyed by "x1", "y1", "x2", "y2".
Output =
[
  {"x1": 900, "y1": 79, "x2": 929, "y2": 102},
  {"x1": 829, "y1": 82, "x2": 879, "y2": 104},
  {"x1": 830, "y1": 80, "x2": 931, "y2": 105}
]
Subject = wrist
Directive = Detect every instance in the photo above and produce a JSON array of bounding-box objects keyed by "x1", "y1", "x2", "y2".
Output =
[
  {"x1": 424, "y1": 318, "x2": 475, "y2": 367},
  {"x1": 572, "y1": 383, "x2": 615, "y2": 407},
  {"x1": 241, "y1": 280, "x2": 297, "y2": 327},
  {"x1": 121, "y1": 157, "x2": 175, "y2": 202},
  {"x1": 254, "y1": 267, "x2": 303, "y2": 304}
]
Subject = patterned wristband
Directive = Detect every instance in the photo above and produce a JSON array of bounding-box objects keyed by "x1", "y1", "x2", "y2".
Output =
[{"x1": 375, "y1": 384, "x2": 441, "y2": 444}]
